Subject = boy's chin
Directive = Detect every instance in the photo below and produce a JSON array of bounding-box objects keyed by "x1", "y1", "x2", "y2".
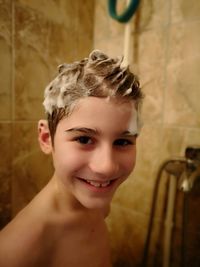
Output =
[{"x1": 79, "y1": 197, "x2": 112, "y2": 214}]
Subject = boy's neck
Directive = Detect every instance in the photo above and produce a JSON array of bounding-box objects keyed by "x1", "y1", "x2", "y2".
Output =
[{"x1": 48, "y1": 175, "x2": 85, "y2": 214}]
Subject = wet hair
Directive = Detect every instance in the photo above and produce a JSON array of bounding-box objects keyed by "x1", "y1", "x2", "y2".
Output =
[{"x1": 43, "y1": 50, "x2": 143, "y2": 141}]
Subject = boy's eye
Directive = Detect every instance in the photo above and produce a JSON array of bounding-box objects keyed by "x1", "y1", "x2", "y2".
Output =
[
  {"x1": 114, "y1": 139, "x2": 134, "y2": 146},
  {"x1": 75, "y1": 136, "x2": 93, "y2": 145}
]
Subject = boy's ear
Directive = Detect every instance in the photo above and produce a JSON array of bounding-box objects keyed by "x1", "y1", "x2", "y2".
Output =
[{"x1": 38, "y1": 120, "x2": 52, "y2": 154}]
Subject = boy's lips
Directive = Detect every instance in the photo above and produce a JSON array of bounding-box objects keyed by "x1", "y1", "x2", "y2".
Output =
[
  {"x1": 85, "y1": 179, "x2": 111, "y2": 187},
  {"x1": 76, "y1": 177, "x2": 117, "y2": 189}
]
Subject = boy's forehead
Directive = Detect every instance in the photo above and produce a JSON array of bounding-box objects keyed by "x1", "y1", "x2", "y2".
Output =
[
  {"x1": 57, "y1": 97, "x2": 139, "y2": 135},
  {"x1": 74, "y1": 96, "x2": 136, "y2": 112},
  {"x1": 61, "y1": 97, "x2": 136, "y2": 125}
]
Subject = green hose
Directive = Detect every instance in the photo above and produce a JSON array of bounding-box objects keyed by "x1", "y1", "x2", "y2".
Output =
[{"x1": 108, "y1": 0, "x2": 140, "y2": 23}]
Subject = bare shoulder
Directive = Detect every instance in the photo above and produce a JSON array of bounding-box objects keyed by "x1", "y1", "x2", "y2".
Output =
[
  {"x1": 0, "y1": 207, "x2": 43, "y2": 267},
  {"x1": 0, "y1": 185, "x2": 54, "y2": 267}
]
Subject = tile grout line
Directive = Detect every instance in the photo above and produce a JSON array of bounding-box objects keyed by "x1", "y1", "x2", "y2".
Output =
[
  {"x1": 162, "y1": 0, "x2": 172, "y2": 128},
  {"x1": 11, "y1": 0, "x2": 15, "y2": 122},
  {"x1": 10, "y1": 0, "x2": 15, "y2": 218}
]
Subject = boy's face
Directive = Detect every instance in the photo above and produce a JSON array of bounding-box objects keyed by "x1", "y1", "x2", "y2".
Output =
[{"x1": 50, "y1": 97, "x2": 138, "y2": 210}]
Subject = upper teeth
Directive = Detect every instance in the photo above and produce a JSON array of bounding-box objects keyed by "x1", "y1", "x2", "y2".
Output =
[{"x1": 86, "y1": 180, "x2": 111, "y2": 188}]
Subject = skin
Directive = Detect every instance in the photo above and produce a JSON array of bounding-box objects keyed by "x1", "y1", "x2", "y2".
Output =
[{"x1": 0, "y1": 96, "x2": 138, "y2": 267}]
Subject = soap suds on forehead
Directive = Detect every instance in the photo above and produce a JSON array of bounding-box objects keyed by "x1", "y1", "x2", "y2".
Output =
[
  {"x1": 127, "y1": 107, "x2": 139, "y2": 135},
  {"x1": 126, "y1": 105, "x2": 144, "y2": 136},
  {"x1": 105, "y1": 97, "x2": 142, "y2": 135}
]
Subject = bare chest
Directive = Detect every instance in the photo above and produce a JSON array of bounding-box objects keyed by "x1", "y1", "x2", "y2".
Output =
[{"x1": 44, "y1": 220, "x2": 111, "y2": 267}]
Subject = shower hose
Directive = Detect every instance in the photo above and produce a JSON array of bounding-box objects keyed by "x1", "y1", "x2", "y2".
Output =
[{"x1": 108, "y1": 0, "x2": 140, "y2": 23}]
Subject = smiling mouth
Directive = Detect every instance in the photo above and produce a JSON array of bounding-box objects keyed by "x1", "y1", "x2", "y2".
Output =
[{"x1": 77, "y1": 178, "x2": 115, "y2": 188}]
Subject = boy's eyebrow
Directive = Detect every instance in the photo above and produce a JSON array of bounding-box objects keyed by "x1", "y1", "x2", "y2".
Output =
[
  {"x1": 65, "y1": 127, "x2": 98, "y2": 135},
  {"x1": 66, "y1": 128, "x2": 138, "y2": 137}
]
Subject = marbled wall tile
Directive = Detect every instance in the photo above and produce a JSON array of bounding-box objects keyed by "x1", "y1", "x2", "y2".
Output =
[
  {"x1": 0, "y1": 38, "x2": 12, "y2": 121},
  {"x1": 14, "y1": 1, "x2": 95, "y2": 120},
  {"x1": 15, "y1": 0, "x2": 80, "y2": 63},
  {"x1": 112, "y1": 178, "x2": 154, "y2": 217},
  {"x1": 94, "y1": 0, "x2": 124, "y2": 46},
  {"x1": 133, "y1": 0, "x2": 170, "y2": 31},
  {"x1": 47, "y1": 23, "x2": 77, "y2": 65},
  {"x1": 114, "y1": 171, "x2": 172, "y2": 222},
  {"x1": 15, "y1": 2, "x2": 51, "y2": 57},
  {"x1": 165, "y1": 22, "x2": 200, "y2": 126},
  {"x1": 171, "y1": 0, "x2": 200, "y2": 24},
  {"x1": 107, "y1": 204, "x2": 169, "y2": 267},
  {"x1": 127, "y1": 29, "x2": 167, "y2": 125},
  {"x1": 180, "y1": 127, "x2": 200, "y2": 153},
  {"x1": 138, "y1": 62, "x2": 165, "y2": 124},
  {"x1": 12, "y1": 122, "x2": 53, "y2": 215},
  {"x1": 136, "y1": 125, "x2": 173, "y2": 173},
  {"x1": 165, "y1": 58, "x2": 200, "y2": 127},
  {"x1": 0, "y1": 0, "x2": 12, "y2": 120},
  {"x1": 14, "y1": 3, "x2": 52, "y2": 120},
  {"x1": 168, "y1": 21, "x2": 200, "y2": 66},
  {"x1": 15, "y1": 48, "x2": 51, "y2": 120},
  {"x1": 147, "y1": 126, "x2": 200, "y2": 160},
  {"x1": 76, "y1": 0, "x2": 95, "y2": 58},
  {"x1": 13, "y1": 122, "x2": 38, "y2": 158},
  {"x1": 16, "y1": 0, "x2": 77, "y2": 26},
  {"x1": 0, "y1": 0, "x2": 12, "y2": 42},
  {"x1": 134, "y1": 28, "x2": 167, "y2": 66},
  {"x1": 0, "y1": 123, "x2": 12, "y2": 228},
  {"x1": 94, "y1": 35, "x2": 124, "y2": 58},
  {"x1": 94, "y1": 0, "x2": 109, "y2": 43},
  {"x1": 153, "y1": 126, "x2": 188, "y2": 157},
  {"x1": 43, "y1": 0, "x2": 94, "y2": 63}
]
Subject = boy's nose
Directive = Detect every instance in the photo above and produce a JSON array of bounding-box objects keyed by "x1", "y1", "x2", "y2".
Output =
[{"x1": 89, "y1": 145, "x2": 119, "y2": 178}]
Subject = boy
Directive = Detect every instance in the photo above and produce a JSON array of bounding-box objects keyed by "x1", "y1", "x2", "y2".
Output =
[{"x1": 0, "y1": 50, "x2": 143, "y2": 267}]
